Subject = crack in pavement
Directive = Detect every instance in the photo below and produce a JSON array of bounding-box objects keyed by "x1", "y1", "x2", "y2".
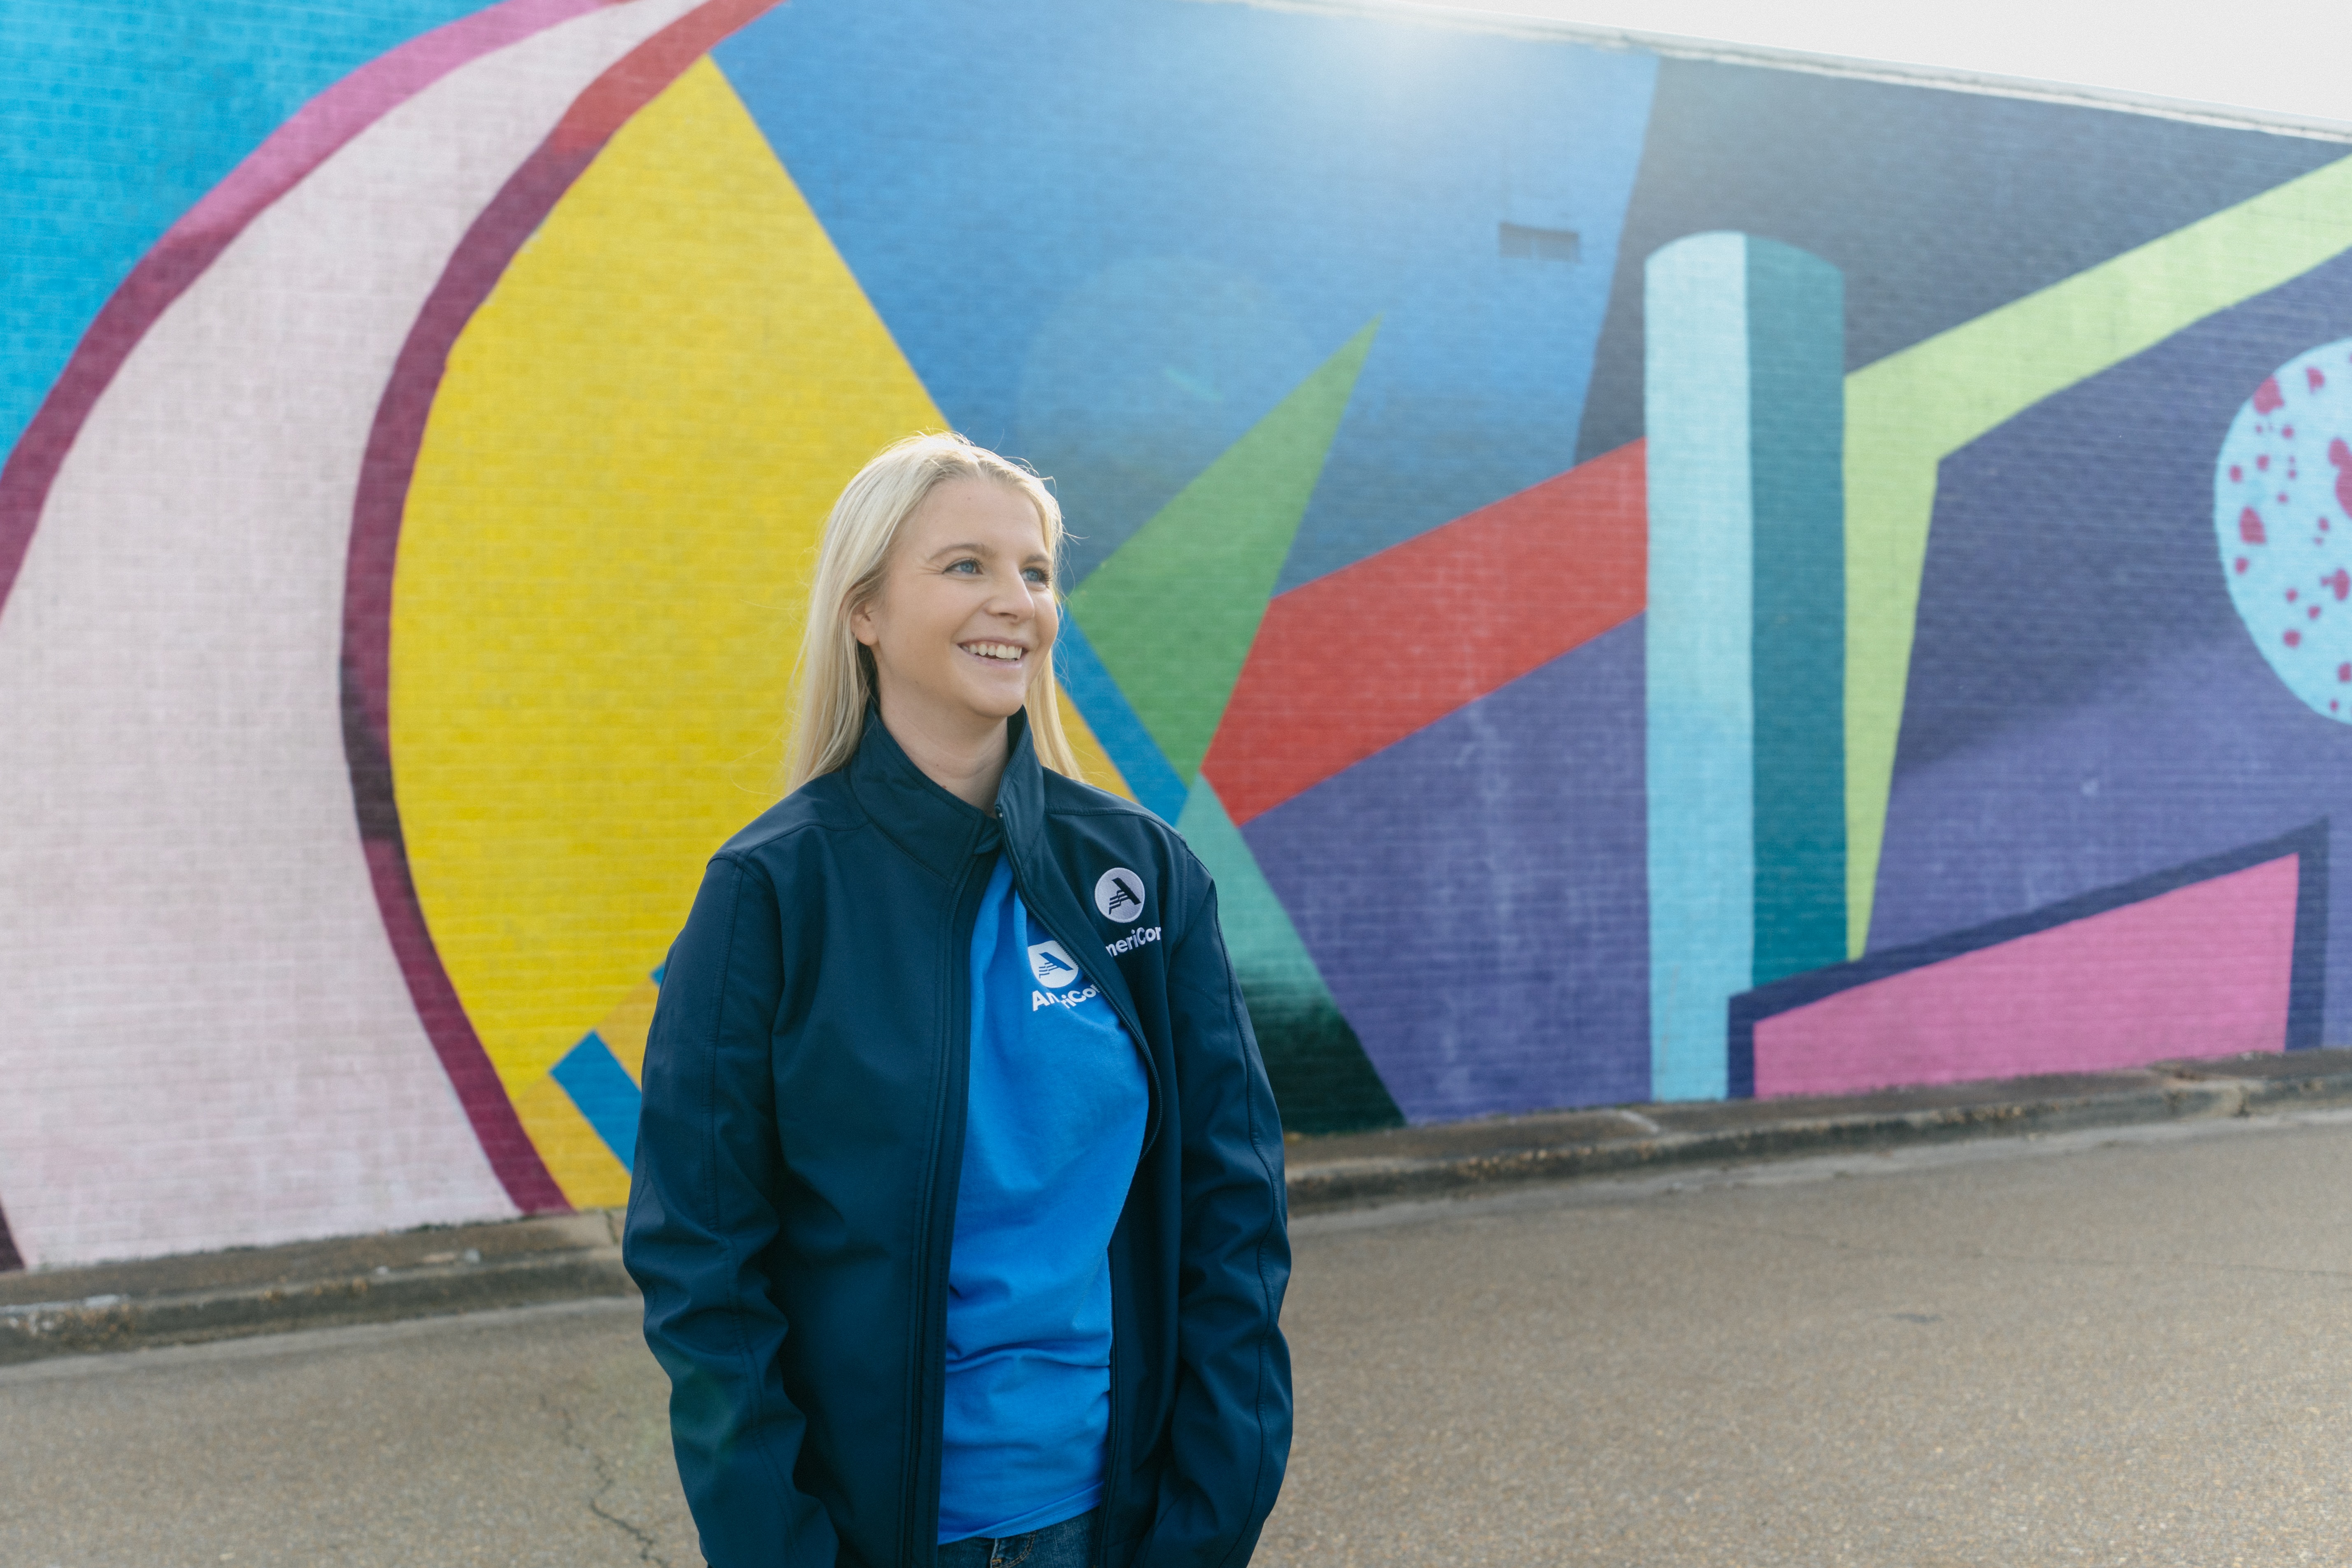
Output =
[{"x1": 539, "y1": 1388, "x2": 673, "y2": 1567}]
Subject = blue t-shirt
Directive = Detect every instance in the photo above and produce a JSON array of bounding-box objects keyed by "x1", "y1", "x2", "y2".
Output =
[{"x1": 939, "y1": 855, "x2": 1150, "y2": 1542}]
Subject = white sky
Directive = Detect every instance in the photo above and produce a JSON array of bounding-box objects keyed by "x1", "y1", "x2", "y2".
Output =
[{"x1": 1404, "y1": 0, "x2": 2352, "y2": 130}]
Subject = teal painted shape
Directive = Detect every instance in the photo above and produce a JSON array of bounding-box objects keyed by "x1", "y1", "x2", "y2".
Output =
[
  {"x1": 1645, "y1": 233, "x2": 1754, "y2": 1103},
  {"x1": 1745, "y1": 240, "x2": 1847, "y2": 987},
  {"x1": 1645, "y1": 232, "x2": 1849, "y2": 1101},
  {"x1": 1176, "y1": 780, "x2": 1402, "y2": 1132}
]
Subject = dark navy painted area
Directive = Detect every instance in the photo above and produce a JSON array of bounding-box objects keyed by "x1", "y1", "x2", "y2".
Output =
[
  {"x1": 715, "y1": 0, "x2": 1655, "y2": 592},
  {"x1": 1576, "y1": 59, "x2": 2347, "y2": 461},
  {"x1": 1876, "y1": 246, "x2": 2352, "y2": 1037},
  {"x1": 1736, "y1": 823, "x2": 2328, "y2": 1098},
  {"x1": 1244, "y1": 618, "x2": 1649, "y2": 1123}
]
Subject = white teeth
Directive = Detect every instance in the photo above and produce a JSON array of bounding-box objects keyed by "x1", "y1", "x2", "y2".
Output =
[{"x1": 965, "y1": 641, "x2": 1022, "y2": 661}]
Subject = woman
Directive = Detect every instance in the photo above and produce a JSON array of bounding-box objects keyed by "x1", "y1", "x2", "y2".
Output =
[{"x1": 623, "y1": 432, "x2": 1292, "y2": 1568}]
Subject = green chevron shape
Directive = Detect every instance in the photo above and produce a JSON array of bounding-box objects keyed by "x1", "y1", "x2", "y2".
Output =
[{"x1": 1069, "y1": 318, "x2": 1378, "y2": 783}]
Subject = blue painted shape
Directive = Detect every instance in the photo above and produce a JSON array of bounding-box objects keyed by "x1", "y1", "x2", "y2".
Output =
[
  {"x1": 648, "y1": 963, "x2": 666, "y2": 986},
  {"x1": 714, "y1": 0, "x2": 1655, "y2": 591},
  {"x1": 1642, "y1": 232, "x2": 1846, "y2": 1097},
  {"x1": 0, "y1": 0, "x2": 484, "y2": 472},
  {"x1": 551, "y1": 1031, "x2": 642, "y2": 1171},
  {"x1": 1054, "y1": 618, "x2": 1187, "y2": 821},
  {"x1": 1643, "y1": 233, "x2": 1752, "y2": 1102},
  {"x1": 1243, "y1": 619, "x2": 1650, "y2": 1124},
  {"x1": 1873, "y1": 240, "x2": 2352, "y2": 1043}
]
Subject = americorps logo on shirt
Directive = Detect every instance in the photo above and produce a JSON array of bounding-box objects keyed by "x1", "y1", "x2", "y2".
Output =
[
  {"x1": 1029, "y1": 937, "x2": 1100, "y2": 1012},
  {"x1": 1094, "y1": 867, "x2": 1147, "y2": 923},
  {"x1": 1027, "y1": 940, "x2": 1081, "y2": 988}
]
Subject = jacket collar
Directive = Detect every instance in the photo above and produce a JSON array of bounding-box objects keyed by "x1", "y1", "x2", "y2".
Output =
[
  {"x1": 846, "y1": 706, "x2": 1044, "y2": 880},
  {"x1": 851, "y1": 704, "x2": 1160, "y2": 1148}
]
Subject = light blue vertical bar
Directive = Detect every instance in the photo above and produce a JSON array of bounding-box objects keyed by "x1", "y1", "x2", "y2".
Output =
[{"x1": 1645, "y1": 233, "x2": 1753, "y2": 1102}]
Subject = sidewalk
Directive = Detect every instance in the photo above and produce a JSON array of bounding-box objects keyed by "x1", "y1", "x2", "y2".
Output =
[{"x1": 10, "y1": 1048, "x2": 2352, "y2": 1365}]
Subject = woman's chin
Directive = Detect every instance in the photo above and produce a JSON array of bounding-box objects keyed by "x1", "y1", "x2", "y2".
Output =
[{"x1": 943, "y1": 681, "x2": 1030, "y2": 725}]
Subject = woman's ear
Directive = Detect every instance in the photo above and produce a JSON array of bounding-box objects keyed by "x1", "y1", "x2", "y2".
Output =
[{"x1": 849, "y1": 591, "x2": 881, "y2": 649}]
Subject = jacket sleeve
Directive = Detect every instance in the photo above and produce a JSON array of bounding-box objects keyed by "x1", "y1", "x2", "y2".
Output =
[
  {"x1": 622, "y1": 853, "x2": 839, "y2": 1568},
  {"x1": 1145, "y1": 874, "x2": 1295, "y2": 1567}
]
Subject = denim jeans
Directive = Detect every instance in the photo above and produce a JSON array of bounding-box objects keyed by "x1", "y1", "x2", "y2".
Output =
[{"x1": 937, "y1": 1507, "x2": 1097, "y2": 1568}]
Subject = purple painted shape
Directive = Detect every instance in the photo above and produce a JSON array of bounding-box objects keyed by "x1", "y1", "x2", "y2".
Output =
[
  {"x1": 1878, "y1": 246, "x2": 2352, "y2": 1040},
  {"x1": 1243, "y1": 617, "x2": 1649, "y2": 1123},
  {"x1": 1880, "y1": 641, "x2": 2352, "y2": 1033},
  {"x1": 0, "y1": 0, "x2": 618, "y2": 620},
  {"x1": 1759, "y1": 853, "x2": 2299, "y2": 1097}
]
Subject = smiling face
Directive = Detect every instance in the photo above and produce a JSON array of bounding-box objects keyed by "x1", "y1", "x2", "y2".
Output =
[{"x1": 851, "y1": 475, "x2": 1059, "y2": 753}]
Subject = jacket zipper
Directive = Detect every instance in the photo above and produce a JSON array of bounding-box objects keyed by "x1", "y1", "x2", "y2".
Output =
[
  {"x1": 1004, "y1": 845, "x2": 1148, "y2": 1559},
  {"x1": 1103, "y1": 1299, "x2": 1130, "y2": 1556},
  {"x1": 902, "y1": 851, "x2": 991, "y2": 1565}
]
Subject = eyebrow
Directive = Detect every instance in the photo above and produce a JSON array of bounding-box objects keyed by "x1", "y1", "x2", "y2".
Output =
[{"x1": 925, "y1": 541, "x2": 1054, "y2": 566}]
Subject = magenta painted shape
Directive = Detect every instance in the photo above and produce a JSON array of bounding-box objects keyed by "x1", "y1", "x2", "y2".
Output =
[{"x1": 1754, "y1": 854, "x2": 2302, "y2": 1097}]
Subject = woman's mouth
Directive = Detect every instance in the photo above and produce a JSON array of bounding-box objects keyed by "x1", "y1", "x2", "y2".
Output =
[{"x1": 960, "y1": 640, "x2": 1025, "y2": 664}]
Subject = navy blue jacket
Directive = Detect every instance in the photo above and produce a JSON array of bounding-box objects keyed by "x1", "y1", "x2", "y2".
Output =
[{"x1": 623, "y1": 712, "x2": 1292, "y2": 1567}]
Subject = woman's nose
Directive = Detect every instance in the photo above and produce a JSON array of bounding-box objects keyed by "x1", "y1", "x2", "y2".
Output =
[{"x1": 984, "y1": 572, "x2": 1032, "y2": 616}]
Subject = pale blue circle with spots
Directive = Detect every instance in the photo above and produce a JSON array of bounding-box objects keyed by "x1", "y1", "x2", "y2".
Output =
[{"x1": 2215, "y1": 337, "x2": 2352, "y2": 722}]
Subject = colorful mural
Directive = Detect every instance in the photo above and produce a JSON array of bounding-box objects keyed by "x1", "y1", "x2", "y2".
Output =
[{"x1": 6, "y1": 0, "x2": 2352, "y2": 1266}]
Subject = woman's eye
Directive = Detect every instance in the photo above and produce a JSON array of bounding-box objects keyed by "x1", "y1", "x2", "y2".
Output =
[
  {"x1": 1023, "y1": 567, "x2": 1050, "y2": 586},
  {"x1": 947, "y1": 559, "x2": 981, "y2": 575}
]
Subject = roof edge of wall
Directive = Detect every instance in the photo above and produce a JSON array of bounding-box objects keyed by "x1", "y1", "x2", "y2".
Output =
[{"x1": 1189, "y1": 0, "x2": 2352, "y2": 146}]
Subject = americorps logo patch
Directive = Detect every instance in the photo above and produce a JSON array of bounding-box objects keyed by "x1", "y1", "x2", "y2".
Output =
[
  {"x1": 1027, "y1": 940, "x2": 1081, "y2": 988},
  {"x1": 1094, "y1": 867, "x2": 1147, "y2": 923}
]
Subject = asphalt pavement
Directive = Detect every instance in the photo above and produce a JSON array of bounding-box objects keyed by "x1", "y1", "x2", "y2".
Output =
[{"x1": 12, "y1": 1108, "x2": 2352, "y2": 1566}]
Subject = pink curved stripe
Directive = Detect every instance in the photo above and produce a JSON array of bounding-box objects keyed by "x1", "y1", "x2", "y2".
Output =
[
  {"x1": 0, "y1": 0, "x2": 623, "y2": 620},
  {"x1": 343, "y1": 0, "x2": 789, "y2": 1213}
]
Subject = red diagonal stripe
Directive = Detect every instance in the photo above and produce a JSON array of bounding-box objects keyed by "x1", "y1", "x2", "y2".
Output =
[{"x1": 1202, "y1": 439, "x2": 1646, "y2": 825}]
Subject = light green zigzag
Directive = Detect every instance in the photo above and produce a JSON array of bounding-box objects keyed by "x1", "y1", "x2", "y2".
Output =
[
  {"x1": 1069, "y1": 318, "x2": 1378, "y2": 783},
  {"x1": 1846, "y1": 152, "x2": 2352, "y2": 958}
]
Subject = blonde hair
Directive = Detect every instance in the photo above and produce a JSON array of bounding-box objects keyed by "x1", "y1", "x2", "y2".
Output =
[{"x1": 786, "y1": 432, "x2": 1082, "y2": 791}]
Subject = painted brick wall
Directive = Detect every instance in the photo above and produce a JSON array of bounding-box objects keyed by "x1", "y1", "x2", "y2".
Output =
[{"x1": 4, "y1": 0, "x2": 2350, "y2": 1266}]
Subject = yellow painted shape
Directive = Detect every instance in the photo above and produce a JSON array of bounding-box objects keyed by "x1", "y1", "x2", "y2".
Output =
[
  {"x1": 392, "y1": 57, "x2": 945, "y2": 1093},
  {"x1": 1056, "y1": 684, "x2": 1135, "y2": 800},
  {"x1": 511, "y1": 1073, "x2": 634, "y2": 1209},
  {"x1": 596, "y1": 977, "x2": 661, "y2": 1084},
  {"x1": 1844, "y1": 153, "x2": 2352, "y2": 956}
]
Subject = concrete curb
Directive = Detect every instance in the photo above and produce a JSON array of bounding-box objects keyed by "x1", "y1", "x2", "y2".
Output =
[
  {"x1": 1286, "y1": 1080, "x2": 2232, "y2": 1214},
  {"x1": 10, "y1": 1052, "x2": 2352, "y2": 1363},
  {"x1": 1284, "y1": 1052, "x2": 2352, "y2": 1215},
  {"x1": 0, "y1": 1212, "x2": 630, "y2": 1367}
]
